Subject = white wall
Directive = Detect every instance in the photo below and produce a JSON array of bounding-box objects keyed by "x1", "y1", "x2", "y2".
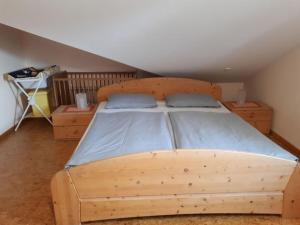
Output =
[
  {"x1": 217, "y1": 82, "x2": 244, "y2": 102},
  {"x1": 1, "y1": 1, "x2": 300, "y2": 80},
  {"x1": 21, "y1": 32, "x2": 135, "y2": 72},
  {"x1": 0, "y1": 24, "x2": 25, "y2": 135},
  {"x1": 246, "y1": 47, "x2": 300, "y2": 148}
]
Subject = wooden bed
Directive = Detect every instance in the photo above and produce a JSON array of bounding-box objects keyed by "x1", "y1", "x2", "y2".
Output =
[{"x1": 51, "y1": 77, "x2": 300, "y2": 225}]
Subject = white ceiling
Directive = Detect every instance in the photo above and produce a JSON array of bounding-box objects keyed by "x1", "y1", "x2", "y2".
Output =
[{"x1": 1, "y1": 0, "x2": 300, "y2": 81}]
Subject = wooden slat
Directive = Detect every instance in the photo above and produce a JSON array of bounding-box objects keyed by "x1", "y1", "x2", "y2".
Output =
[
  {"x1": 58, "y1": 81, "x2": 63, "y2": 104},
  {"x1": 52, "y1": 80, "x2": 59, "y2": 107},
  {"x1": 69, "y1": 150, "x2": 296, "y2": 199},
  {"x1": 97, "y1": 77, "x2": 222, "y2": 102},
  {"x1": 81, "y1": 192, "x2": 283, "y2": 222},
  {"x1": 52, "y1": 71, "x2": 137, "y2": 106},
  {"x1": 62, "y1": 81, "x2": 68, "y2": 104}
]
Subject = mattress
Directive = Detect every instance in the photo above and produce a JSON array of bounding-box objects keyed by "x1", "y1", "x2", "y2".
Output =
[
  {"x1": 67, "y1": 101, "x2": 229, "y2": 167},
  {"x1": 169, "y1": 111, "x2": 297, "y2": 161},
  {"x1": 66, "y1": 111, "x2": 173, "y2": 167},
  {"x1": 67, "y1": 101, "x2": 296, "y2": 167},
  {"x1": 95, "y1": 101, "x2": 230, "y2": 149}
]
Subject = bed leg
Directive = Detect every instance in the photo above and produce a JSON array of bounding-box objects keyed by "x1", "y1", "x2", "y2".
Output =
[
  {"x1": 282, "y1": 163, "x2": 300, "y2": 218},
  {"x1": 51, "y1": 170, "x2": 81, "y2": 225}
]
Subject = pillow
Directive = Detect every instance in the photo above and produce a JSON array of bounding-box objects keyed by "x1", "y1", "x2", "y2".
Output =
[
  {"x1": 166, "y1": 93, "x2": 220, "y2": 108},
  {"x1": 105, "y1": 93, "x2": 157, "y2": 109}
]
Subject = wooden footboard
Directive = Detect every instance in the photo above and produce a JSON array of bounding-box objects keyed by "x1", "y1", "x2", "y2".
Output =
[{"x1": 51, "y1": 150, "x2": 300, "y2": 225}]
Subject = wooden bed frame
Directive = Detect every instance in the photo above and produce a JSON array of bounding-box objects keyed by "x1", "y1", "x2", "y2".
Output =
[{"x1": 51, "y1": 77, "x2": 300, "y2": 225}]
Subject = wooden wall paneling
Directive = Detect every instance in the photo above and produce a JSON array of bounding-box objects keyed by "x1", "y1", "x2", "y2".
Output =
[
  {"x1": 282, "y1": 163, "x2": 300, "y2": 218},
  {"x1": 51, "y1": 170, "x2": 81, "y2": 225}
]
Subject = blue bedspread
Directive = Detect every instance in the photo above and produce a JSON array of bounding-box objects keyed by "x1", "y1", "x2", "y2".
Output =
[
  {"x1": 169, "y1": 111, "x2": 297, "y2": 161},
  {"x1": 66, "y1": 112, "x2": 173, "y2": 167}
]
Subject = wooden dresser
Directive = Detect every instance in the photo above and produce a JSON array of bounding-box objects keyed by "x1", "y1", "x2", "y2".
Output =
[
  {"x1": 52, "y1": 105, "x2": 96, "y2": 140},
  {"x1": 223, "y1": 101, "x2": 273, "y2": 134}
]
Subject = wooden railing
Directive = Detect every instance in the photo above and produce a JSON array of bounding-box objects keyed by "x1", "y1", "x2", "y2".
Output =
[{"x1": 51, "y1": 71, "x2": 138, "y2": 107}]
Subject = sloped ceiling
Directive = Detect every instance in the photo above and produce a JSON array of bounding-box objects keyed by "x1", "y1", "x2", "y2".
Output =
[{"x1": 0, "y1": 0, "x2": 300, "y2": 81}]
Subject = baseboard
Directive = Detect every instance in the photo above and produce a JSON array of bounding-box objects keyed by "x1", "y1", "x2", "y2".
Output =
[
  {"x1": 0, "y1": 125, "x2": 15, "y2": 141},
  {"x1": 269, "y1": 130, "x2": 300, "y2": 158}
]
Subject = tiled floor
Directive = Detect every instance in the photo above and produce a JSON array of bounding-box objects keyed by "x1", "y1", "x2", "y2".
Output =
[{"x1": 0, "y1": 119, "x2": 299, "y2": 225}]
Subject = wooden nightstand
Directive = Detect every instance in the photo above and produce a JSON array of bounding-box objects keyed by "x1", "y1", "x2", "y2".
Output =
[
  {"x1": 223, "y1": 101, "x2": 273, "y2": 134},
  {"x1": 52, "y1": 105, "x2": 96, "y2": 140}
]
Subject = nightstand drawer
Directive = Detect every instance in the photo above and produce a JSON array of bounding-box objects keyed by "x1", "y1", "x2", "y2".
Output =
[
  {"x1": 52, "y1": 114, "x2": 93, "y2": 126},
  {"x1": 235, "y1": 110, "x2": 272, "y2": 121},
  {"x1": 54, "y1": 126, "x2": 88, "y2": 140}
]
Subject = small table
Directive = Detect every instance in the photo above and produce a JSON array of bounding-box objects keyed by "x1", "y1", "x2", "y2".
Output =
[
  {"x1": 223, "y1": 101, "x2": 273, "y2": 134},
  {"x1": 52, "y1": 105, "x2": 96, "y2": 140}
]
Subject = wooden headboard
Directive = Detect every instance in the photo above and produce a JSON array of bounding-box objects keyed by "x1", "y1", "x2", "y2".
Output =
[{"x1": 97, "y1": 77, "x2": 222, "y2": 102}]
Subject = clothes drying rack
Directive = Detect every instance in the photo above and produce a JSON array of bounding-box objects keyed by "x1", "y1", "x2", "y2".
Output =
[
  {"x1": 5, "y1": 66, "x2": 59, "y2": 131},
  {"x1": 13, "y1": 75, "x2": 53, "y2": 131}
]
